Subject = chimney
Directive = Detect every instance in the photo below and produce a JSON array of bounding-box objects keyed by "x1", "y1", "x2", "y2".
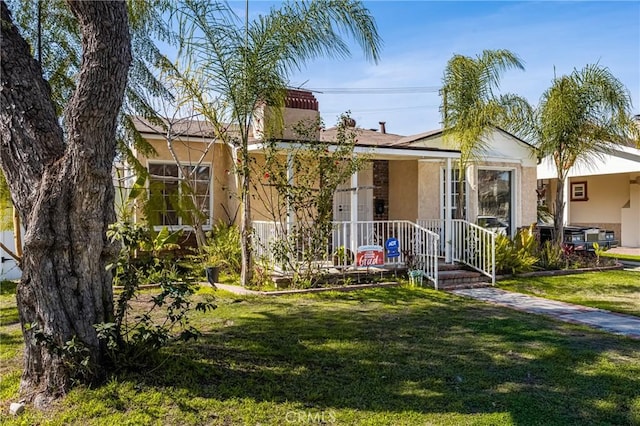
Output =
[{"x1": 379, "y1": 121, "x2": 386, "y2": 134}]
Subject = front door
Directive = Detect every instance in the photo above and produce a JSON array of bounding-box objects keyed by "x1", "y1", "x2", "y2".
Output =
[
  {"x1": 332, "y1": 168, "x2": 374, "y2": 250},
  {"x1": 332, "y1": 168, "x2": 373, "y2": 222}
]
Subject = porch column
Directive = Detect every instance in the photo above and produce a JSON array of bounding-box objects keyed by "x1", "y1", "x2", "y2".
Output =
[
  {"x1": 445, "y1": 158, "x2": 453, "y2": 263},
  {"x1": 562, "y1": 178, "x2": 570, "y2": 226},
  {"x1": 350, "y1": 170, "x2": 358, "y2": 252}
]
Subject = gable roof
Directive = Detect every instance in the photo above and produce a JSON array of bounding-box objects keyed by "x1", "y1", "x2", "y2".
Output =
[
  {"x1": 131, "y1": 116, "x2": 249, "y2": 141},
  {"x1": 392, "y1": 126, "x2": 537, "y2": 151}
]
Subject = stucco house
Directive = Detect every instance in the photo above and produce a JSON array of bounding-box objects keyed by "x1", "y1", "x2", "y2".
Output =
[
  {"x1": 2, "y1": 90, "x2": 539, "y2": 283},
  {"x1": 117, "y1": 89, "x2": 539, "y2": 286},
  {"x1": 537, "y1": 144, "x2": 640, "y2": 247},
  {"x1": 127, "y1": 96, "x2": 538, "y2": 236}
]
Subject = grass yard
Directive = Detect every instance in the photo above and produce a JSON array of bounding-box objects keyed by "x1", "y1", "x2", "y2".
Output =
[
  {"x1": 1, "y1": 280, "x2": 640, "y2": 425},
  {"x1": 498, "y1": 270, "x2": 640, "y2": 317},
  {"x1": 601, "y1": 252, "x2": 640, "y2": 263}
]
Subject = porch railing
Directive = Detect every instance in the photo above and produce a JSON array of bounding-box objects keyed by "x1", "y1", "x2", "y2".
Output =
[
  {"x1": 417, "y1": 219, "x2": 496, "y2": 285},
  {"x1": 252, "y1": 220, "x2": 440, "y2": 287}
]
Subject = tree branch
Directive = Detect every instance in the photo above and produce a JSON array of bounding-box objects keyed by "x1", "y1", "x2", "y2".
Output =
[{"x1": 0, "y1": 1, "x2": 65, "y2": 216}]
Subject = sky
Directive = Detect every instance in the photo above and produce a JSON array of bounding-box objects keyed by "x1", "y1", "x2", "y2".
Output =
[{"x1": 234, "y1": 0, "x2": 640, "y2": 136}]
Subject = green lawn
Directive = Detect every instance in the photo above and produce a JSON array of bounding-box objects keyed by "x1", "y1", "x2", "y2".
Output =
[
  {"x1": 1, "y1": 281, "x2": 640, "y2": 425},
  {"x1": 601, "y1": 252, "x2": 640, "y2": 263},
  {"x1": 497, "y1": 270, "x2": 640, "y2": 317}
]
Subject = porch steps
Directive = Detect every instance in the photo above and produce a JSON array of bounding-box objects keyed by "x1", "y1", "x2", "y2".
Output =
[{"x1": 436, "y1": 261, "x2": 491, "y2": 291}]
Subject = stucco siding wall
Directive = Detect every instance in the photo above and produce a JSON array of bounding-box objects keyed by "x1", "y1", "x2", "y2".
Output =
[
  {"x1": 248, "y1": 153, "x2": 279, "y2": 222},
  {"x1": 417, "y1": 161, "x2": 441, "y2": 220},
  {"x1": 542, "y1": 174, "x2": 636, "y2": 242},
  {"x1": 521, "y1": 166, "x2": 538, "y2": 227},
  {"x1": 137, "y1": 137, "x2": 235, "y2": 225},
  {"x1": 249, "y1": 154, "x2": 373, "y2": 223},
  {"x1": 621, "y1": 181, "x2": 640, "y2": 246},
  {"x1": 389, "y1": 160, "x2": 418, "y2": 220},
  {"x1": 569, "y1": 173, "x2": 630, "y2": 241},
  {"x1": 569, "y1": 174, "x2": 629, "y2": 225},
  {"x1": 258, "y1": 106, "x2": 320, "y2": 140}
]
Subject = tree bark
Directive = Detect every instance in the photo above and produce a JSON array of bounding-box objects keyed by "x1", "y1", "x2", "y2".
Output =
[{"x1": 0, "y1": 0, "x2": 131, "y2": 406}]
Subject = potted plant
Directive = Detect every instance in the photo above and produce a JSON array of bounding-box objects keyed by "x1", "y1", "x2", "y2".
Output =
[
  {"x1": 203, "y1": 252, "x2": 226, "y2": 286},
  {"x1": 201, "y1": 242, "x2": 230, "y2": 286},
  {"x1": 201, "y1": 222, "x2": 241, "y2": 286}
]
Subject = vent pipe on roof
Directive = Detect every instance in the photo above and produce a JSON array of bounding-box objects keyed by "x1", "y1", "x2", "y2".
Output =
[{"x1": 379, "y1": 121, "x2": 386, "y2": 134}]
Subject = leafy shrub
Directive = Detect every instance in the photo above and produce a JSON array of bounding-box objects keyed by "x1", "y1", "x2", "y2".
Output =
[
  {"x1": 206, "y1": 221, "x2": 242, "y2": 274},
  {"x1": 100, "y1": 222, "x2": 216, "y2": 371},
  {"x1": 537, "y1": 240, "x2": 564, "y2": 270},
  {"x1": 251, "y1": 257, "x2": 276, "y2": 289},
  {"x1": 495, "y1": 225, "x2": 539, "y2": 275}
]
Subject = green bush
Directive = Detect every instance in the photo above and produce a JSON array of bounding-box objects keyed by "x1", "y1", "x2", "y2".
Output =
[
  {"x1": 495, "y1": 225, "x2": 539, "y2": 275},
  {"x1": 206, "y1": 221, "x2": 241, "y2": 274},
  {"x1": 537, "y1": 240, "x2": 564, "y2": 270},
  {"x1": 102, "y1": 222, "x2": 216, "y2": 371}
]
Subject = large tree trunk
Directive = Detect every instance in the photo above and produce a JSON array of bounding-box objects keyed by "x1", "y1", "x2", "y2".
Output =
[{"x1": 0, "y1": 0, "x2": 131, "y2": 406}]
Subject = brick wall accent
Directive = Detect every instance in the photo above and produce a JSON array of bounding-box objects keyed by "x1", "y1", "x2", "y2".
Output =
[
  {"x1": 373, "y1": 160, "x2": 389, "y2": 221},
  {"x1": 284, "y1": 89, "x2": 319, "y2": 111}
]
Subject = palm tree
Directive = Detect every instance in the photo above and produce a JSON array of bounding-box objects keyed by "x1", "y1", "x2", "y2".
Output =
[
  {"x1": 533, "y1": 64, "x2": 637, "y2": 243},
  {"x1": 172, "y1": 0, "x2": 381, "y2": 285},
  {"x1": 440, "y1": 49, "x2": 529, "y2": 219}
]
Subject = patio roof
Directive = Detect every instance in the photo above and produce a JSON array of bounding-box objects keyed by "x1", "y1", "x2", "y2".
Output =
[
  {"x1": 538, "y1": 145, "x2": 640, "y2": 179},
  {"x1": 248, "y1": 138, "x2": 461, "y2": 160},
  {"x1": 317, "y1": 125, "x2": 460, "y2": 159}
]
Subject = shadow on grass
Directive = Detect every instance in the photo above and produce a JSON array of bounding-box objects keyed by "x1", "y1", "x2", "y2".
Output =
[
  {"x1": 0, "y1": 306, "x2": 19, "y2": 326},
  {"x1": 0, "y1": 280, "x2": 17, "y2": 296},
  {"x1": 0, "y1": 332, "x2": 22, "y2": 348},
  {"x1": 124, "y1": 287, "x2": 639, "y2": 425}
]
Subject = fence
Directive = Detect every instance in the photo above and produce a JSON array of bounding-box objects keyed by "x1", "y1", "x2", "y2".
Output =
[
  {"x1": 417, "y1": 218, "x2": 495, "y2": 284},
  {"x1": 252, "y1": 220, "x2": 439, "y2": 286}
]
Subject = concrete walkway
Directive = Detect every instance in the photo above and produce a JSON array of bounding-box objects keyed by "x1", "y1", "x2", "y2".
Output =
[{"x1": 451, "y1": 288, "x2": 640, "y2": 340}]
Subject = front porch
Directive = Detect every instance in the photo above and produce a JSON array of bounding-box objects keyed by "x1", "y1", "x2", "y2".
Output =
[
  {"x1": 247, "y1": 126, "x2": 536, "y2": 289},
  {"x1": 252, "y1": 219, "x2": 496, "y2": 289}
]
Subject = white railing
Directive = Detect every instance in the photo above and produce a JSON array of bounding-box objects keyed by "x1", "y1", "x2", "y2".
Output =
[
  {"x1": 417, "y1": 218, "x2": 496, "y2": 285},
  {"x1": 252, "y1": 220, "x2": 440, "y2": 286},
  {"x1": 416, "y1": 219, "x2": 446, "y2": 257}
]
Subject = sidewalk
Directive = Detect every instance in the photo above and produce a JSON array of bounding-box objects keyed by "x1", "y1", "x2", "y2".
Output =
[
  {"x1": 607, "y1": 246, "x2": 640, "y2": 257},
  {"x1": 451, "y1": 288, "x2": 640, "y2": 340}
]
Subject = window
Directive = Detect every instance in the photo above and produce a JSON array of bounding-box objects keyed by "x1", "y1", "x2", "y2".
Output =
[
  {"x1": 441, "y1": 167, "x2": 466, "y2": 219},
  {"x1": 478, "y1": 169, "x2": 513, "y2": 236},
  {"x1": 148, "y1": 163, "x2": 211, "y2": 227},
  {"x1": 570, "y1": 181, "x2": 588, "y2": 201}
]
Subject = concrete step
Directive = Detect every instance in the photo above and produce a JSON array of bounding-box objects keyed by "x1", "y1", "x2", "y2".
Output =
[
  {"x1": 438, "y1": 262, "x2": 465, "y2": 271},
  {"x1": 436, "y1": 268, "x2": 491, "y2": 291}
]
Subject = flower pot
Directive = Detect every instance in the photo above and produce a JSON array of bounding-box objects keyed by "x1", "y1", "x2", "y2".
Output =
[{"x1": 205, "y1": 266, "x2": 220, "y2": 285}]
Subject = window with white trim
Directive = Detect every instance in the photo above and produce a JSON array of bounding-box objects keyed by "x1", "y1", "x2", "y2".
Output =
[
  {"x1": 441, "y1": 167, "x2": 466, "y2": 219},
  {"x1": 148, "y1": 163, "x2": 211, "y2": 227},
  {"x1": 478, "y1": 169, "x2": 513, "y2": 236}
]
